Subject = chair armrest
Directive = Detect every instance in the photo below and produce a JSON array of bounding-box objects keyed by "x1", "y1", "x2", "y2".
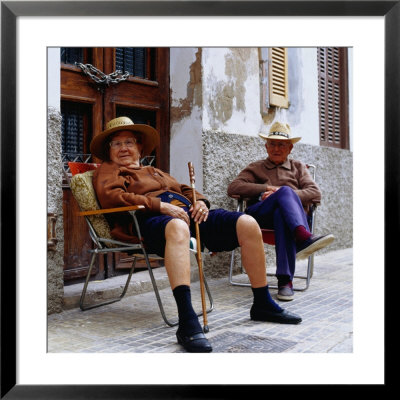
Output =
[
  {"x1": 230, "y1": 194, "x2": 252, "y2": 202},
  {"x1": 77, "y1": 205, "x2": 145, "y2": 216}
]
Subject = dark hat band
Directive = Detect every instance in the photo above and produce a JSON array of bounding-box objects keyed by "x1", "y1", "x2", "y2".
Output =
[{"x1": 269, "y1": 131, "x2": 290, "y2": 138}]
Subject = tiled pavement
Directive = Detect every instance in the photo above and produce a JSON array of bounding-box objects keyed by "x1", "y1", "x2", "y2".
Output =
[{"x1": 48, "y1": 248, "x2": 353, "y2": 353}]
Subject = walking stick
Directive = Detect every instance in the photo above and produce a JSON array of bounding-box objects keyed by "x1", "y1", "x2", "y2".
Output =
[{"x1": 188, "y1": 162, "x2": 209, "y2": 333}]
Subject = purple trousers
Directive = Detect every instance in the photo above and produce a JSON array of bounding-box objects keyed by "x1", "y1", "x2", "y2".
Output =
[{"x1": 245, "y1": 186, "x2": 309, "y2": 281}]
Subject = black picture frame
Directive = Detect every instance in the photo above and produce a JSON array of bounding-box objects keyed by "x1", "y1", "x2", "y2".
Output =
[{"x1": 1, "y1": 1, "x2": 394, "y2": 398}]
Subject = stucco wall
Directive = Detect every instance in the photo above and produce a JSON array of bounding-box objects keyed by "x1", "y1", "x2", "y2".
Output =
[{"x1": 47, "y1": 107, "x2": 64, "y2": 314}]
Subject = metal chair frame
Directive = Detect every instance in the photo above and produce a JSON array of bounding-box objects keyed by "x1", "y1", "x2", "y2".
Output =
[
  {"x1": 68, "y1": 162, "x2": 214, "y2": 327},
  {"x1": 229, "y1": 164, "x2": 318, "y2": 291}
]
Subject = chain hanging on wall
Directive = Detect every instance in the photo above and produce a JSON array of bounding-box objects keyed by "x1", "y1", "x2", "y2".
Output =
[{"x1": 75, "y1": 63, "x2": 130, "y2": 89}]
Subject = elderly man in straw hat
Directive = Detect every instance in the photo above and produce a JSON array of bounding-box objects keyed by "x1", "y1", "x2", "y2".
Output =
[
  {"x1": 90, "y1": 117, "x2": 303, "y2": 353},
  {"x1": 228, "y1": 122, "x2": 334, "y2": 301}
]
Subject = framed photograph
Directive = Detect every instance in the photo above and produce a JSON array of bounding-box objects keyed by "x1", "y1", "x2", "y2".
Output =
[{"x1": 2, "y1": 0, "x2": 394, "y2": 397}]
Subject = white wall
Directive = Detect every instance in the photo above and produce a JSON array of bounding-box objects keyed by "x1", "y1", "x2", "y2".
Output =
[
  {"x1": 169, "y1": 48, "x2": 203, "y2": 189},
  {"x1": 285, "y1": 47, "x2": 320, "y2": 146},
  {"x1": 169, "y1": 47, "x2": 353, "y2": 186},
  {"x1": 201, "y1": 47, "x2": 352, "y2": 148},
  {"x1": 202, "y1": 47, "x2": 262, "y2": 136},
  {"x1": 47, "y1": 48, "x2": 60, "y2": 110},
  {"x1": 200, "y1": 47, "x2": 324, "y2": 146}
]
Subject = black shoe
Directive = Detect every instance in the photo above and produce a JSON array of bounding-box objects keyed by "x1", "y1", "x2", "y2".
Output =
[
  {"x1": 250, "y1": 305, "x2": 302, "y2": 324},
  {"x1": 296, "y1": 234, "x2": 335, "y2": 260},
  {"x1": 176, "y1": 329, "x2": 213, "y2": 353}
]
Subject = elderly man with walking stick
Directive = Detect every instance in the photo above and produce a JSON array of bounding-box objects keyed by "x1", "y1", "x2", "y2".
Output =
[{"x1": 90, "y1": 116, "x2": 302, "y2": 353}]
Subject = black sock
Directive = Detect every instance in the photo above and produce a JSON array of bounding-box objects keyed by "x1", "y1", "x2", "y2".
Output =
[
  {"x1": 277, "y1": 274, "x2": 291, "y2": 287},
  {"x1": 252, "y1": 285, "x2": 283, "y2": 313},
  {"x1": 173, "y1": 285, "x2": 202, "y2": 335}
]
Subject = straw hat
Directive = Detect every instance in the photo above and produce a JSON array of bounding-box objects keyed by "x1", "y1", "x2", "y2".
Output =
[
  {"x1": 259, "y1": 122, "x2": 301, "y2": 144},
  {"x1": 90, "y1": 116, "x2": 159, "y2": 160}
]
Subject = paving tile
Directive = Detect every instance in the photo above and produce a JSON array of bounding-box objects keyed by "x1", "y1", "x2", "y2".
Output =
[{"x1": 48, "y1": 248, "x2": 353, "y2": 354}]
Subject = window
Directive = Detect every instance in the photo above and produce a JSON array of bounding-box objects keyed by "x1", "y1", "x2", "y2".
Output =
[
  {"x1": 260, "y1": 47, "x2": 289, "y2": 114},
  {"x1": 60, "y1": 47, "x2": 170, "y2": 170},
  {"x1": 61, "y1": 101, "x2": 92, "y2": 155},
  {"x1": 317, "y1": 47, "x2": 349, "y2": 149},
  {"x1": 115, "y1": 47, "x2": 156, "y2": 79}
]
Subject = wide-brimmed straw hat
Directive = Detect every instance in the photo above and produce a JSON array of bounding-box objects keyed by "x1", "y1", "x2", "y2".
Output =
[
  {"x1": 259, "y1": 122, "x2": 301, "y2": 144},
  {"x1": 90, "y1": 116, "x2": 159, "y2": 160}
]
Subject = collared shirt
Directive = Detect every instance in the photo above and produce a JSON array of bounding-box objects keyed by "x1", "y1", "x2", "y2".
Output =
[
  {"x1": 93, "y1": 161, "x2": 209, "y2": 212},
  {"x1": 227, "y1": 157, "x2": 321, "y2": 207}
]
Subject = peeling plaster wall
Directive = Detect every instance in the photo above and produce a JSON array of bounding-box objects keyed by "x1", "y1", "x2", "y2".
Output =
[
  {"x1": 170, "y1": 48, "x2": 204, "y2": 190},
  {"x1": 203, "y1": 48, "x2": 261, "y2": 135}
]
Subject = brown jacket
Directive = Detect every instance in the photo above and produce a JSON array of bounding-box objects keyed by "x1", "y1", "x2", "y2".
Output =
[
  {"x1": 227, "y1": 158, "x2": 321, "y2": 207},
  {"x1": 93, "y1": 161, "x2": 209, "y2": 242}
]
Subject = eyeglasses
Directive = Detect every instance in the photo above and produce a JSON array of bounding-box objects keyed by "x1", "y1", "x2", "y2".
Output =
[
  {"x1": 267, "y1": 141, "x2": 290, "y2": 149},
  {"x1": 109, "y1": 138, "x2": 141, "y2": 149}
]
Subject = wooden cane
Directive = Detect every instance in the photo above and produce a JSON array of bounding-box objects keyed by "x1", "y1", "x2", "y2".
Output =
[{"x1": 188, "y1": 162, "x2": 209, "y2": 333}]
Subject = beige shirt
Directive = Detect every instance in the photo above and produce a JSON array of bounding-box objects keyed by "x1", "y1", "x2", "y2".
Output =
[{"x1": 227, "y1": 158, "x2": 321, "y2": 207}]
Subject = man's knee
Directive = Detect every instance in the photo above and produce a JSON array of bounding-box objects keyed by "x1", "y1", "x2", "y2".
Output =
[
  {"x1": 276, "y1": 185, "x2": 294, "y2": 196},
  {"x1": 237, "y1": 214, "x2": 263, "y2": 240},
  {"x1": 165, "y1": 218, "x2": 190, "y2": 243}
]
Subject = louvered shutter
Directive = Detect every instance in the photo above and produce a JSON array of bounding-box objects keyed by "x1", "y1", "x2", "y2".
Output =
[
  {"x1": 115, "y1": 47, "x2": 147, "y2": 78},
  {"x1": 269, "y1": 47, "x2": 289, "y2": 108},
  {"x1": 318, "y1": 47, "x2": 349, "y2": 148}
]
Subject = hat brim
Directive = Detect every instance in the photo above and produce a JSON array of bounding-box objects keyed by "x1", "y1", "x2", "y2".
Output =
[
  {"x1": 258, "y1": 133, "x2": 301, "y2": 144},
  {"x1": 90, "y1": 123, "x2": 159, "y2": 161}
]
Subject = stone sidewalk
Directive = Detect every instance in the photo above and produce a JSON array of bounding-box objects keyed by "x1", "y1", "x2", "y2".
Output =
[{"x1": 48, "y1": 248, "x2": 353, "y2": 353}]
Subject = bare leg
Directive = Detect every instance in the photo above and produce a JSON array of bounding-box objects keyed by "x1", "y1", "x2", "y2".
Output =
[
  {"x1": 164, "y1": 218, "x2": 191, "y2": 289},
  {"x1": 236, "y1": 214, "x2": 268, "y2": 288},
  {"x1": 163, "y1": 218, "x2": 212, "y2": 352}
]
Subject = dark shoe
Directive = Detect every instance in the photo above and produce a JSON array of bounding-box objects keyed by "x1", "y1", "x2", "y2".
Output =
[
  {"x1": 277, "y1": 283, "x2": 294, "y2": 301},
  {"x1": 250, "y1": 305, "x2": 302, "y2": 324},
  {"x1": 176, "y1": 330, "x2": 213, "y2": 353},
  {"x1": 296, "y1": 234, "x2": 335, "y2": 260}
]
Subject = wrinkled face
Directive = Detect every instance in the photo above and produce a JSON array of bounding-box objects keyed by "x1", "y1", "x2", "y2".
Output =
[
  {"x1": 108, "y1": 130, "x2": 143, "y2": 167},
  {"x1": 265, "y1": 139, "x2": 293, "y2": 165}
]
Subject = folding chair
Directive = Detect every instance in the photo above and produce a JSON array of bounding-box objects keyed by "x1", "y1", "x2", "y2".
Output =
[
  {"x1": 229, "y1": 164, "x2": 318, "y2": 291},
  {"x1": 67, "y1": 162, "x2": 213, "y2": 327}
]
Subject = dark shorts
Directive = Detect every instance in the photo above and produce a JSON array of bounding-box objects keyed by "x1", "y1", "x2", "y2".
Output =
[{"x1": 136, "y1": 208, "x2": 243, "y2": 257}]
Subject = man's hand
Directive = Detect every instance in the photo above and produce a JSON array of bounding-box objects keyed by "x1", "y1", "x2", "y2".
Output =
[
  {"x1": 189, "y1": 200, "x2": 208, "y2": 223},
  {"x1": 261, "y1": 185, "x2": 281, "y2": 201},
  {"x1": 261, "y1": 190, "x2": 275, "y2": 201},
  {"x1": 160, "y1": 202, "x2": 190, "y2": 225}
]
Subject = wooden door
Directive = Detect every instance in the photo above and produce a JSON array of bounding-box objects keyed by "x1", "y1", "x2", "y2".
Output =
[{"x1": 60, "y1": 47, "x2": 170, "y2": 282}]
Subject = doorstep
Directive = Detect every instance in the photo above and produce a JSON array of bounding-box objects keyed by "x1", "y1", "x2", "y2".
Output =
[{"x1": 63, "y1": 263, "x2": 200, "y2": 310}]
